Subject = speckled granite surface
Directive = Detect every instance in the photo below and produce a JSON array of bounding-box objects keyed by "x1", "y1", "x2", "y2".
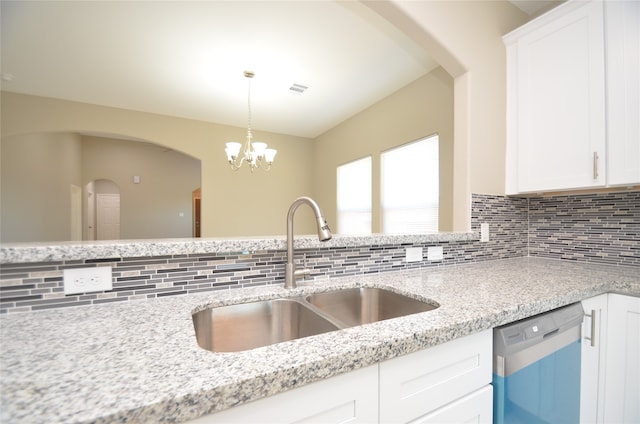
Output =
[
  {"x1": 0, "y1": 232, "x2": 476, "y2": 264},
  {"x1": 1, "y1": 257, "x2": 638, "y2": 423}
]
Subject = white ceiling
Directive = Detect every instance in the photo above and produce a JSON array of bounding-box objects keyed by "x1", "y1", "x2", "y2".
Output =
[
  {"x1": 0, "y1": 1, "x2": 439, "y2": 139},
  {"x1": 509, "y1": 0, "x2": 564, "y2": 17},
  {"x1": 0, "y1": 1, "x2": 563, "y2": 139}
]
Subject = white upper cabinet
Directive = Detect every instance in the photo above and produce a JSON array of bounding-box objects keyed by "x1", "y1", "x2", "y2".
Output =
[
  {"x1": 505, "y1": 0, "x2": 639, "y2": 194},
  {"x1": 606, "y1": 0, "x2": 640, "y2": 186}
]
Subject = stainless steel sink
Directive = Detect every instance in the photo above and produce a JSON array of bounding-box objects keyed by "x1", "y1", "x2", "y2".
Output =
[
  {"x1": 193, "y1": 288, "x2": 439, "y2": 352},
  {"x1": 306, "y1": 287, "x2": 439, "y2": 327},
  {"x1": 193, "y1": 299, "x2": 339, "y2": 353}
]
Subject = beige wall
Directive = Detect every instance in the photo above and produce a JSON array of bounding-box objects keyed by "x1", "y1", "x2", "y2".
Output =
[
  {"x1": 1, "y1": 133, "x2": 201, "y2": 241},
  {"x1": 1, "y1": 65, "x2": 453, "y2": 240},
  {"x1": 367, "y1": 0, "x2": 528, "y2": 229},
  {"x1": 313, "y1": 67, "x2": 453, "y2": 233},
  {"x1": 81, "y1": 136, "x2": 201, "y2": 240},
  {"x1": 1, "y1": 132, "x2": 82, "y2": 242},
  {"x1": 1, "y1": 0, "x2": 530, "y2": 240},
  {"x1": 0, "y1": 92, "x2": 316, "y2": 238}
]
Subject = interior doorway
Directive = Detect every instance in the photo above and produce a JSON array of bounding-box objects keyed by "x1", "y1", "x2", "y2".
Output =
[
  {"x1": 86, "y1": 179, "x2": 121, "y2": 240},
  {"x1": 192, "y1": 188, "x2": 201, "y2": 238},
  {"x1": 96, "y1": 193, "x2": 121, "y2": 240}
]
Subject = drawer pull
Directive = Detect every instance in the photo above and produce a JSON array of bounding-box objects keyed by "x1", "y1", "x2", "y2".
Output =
[{"x1": 584, "y1": 309, "x2": 596, "y2": 347}]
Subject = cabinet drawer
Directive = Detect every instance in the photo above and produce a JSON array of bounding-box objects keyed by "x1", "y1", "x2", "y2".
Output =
[
  {"x1": 411, "y1": 385, "x2": 493, "y2": 424},
  {"x1": 379, "y1": 330, "x2": 492, "y2": 423}
]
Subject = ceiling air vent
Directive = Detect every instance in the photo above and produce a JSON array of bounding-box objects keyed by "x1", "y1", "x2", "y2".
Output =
[{"x1": 289, "y1": 83, "x2": 309, "y2": 95}]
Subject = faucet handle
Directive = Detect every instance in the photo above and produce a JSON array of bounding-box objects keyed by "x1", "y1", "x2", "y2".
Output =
[
  {"x1": 293, "y1": 268, "x2": 311, "y2": 280},
  {"x1": 295, "y1": 253, "x2": 311, "y2": 280}
]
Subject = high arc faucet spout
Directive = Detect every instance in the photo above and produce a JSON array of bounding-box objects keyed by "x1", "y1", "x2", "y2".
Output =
[{"x1": 285, "y1": 197, "x2": 332, "y2": 289}]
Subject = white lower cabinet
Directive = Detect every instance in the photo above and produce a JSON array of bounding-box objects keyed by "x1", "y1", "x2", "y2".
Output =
[
  {"x1": 581, "y1": 293, "x2": 640, "y2": 424},
  {"x1": 410, "y1": 385, "x2": 493, "y2": 424},
  {"x1": 187, "y1": 330, "x2": 493, "y2": 423},
  {"x1": 379, "y1": 329, "x2": 492, "y2": 423},
  {"x1": 603, "y1": 294, "x2": 640, "y2": 424},
  {"x1": 580, "y1": 294, "x2": 608, "y2": 423},
  {"x1": 187, "y1": 364, "x2": 379, "y2": 423}
]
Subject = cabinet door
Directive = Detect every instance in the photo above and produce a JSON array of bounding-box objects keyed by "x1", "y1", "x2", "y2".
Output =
[
  {"x1": 603, "y1": 294, "x2": 640, "y2": 424},
  {"x1": 605, "y1": 0, "x2": 640, "y2": 186},
  {"x1": 506, "y1": 0, "x2": 606, "y2": 193},
  {"x1": 580, "y1": 294, "x2": 608, "y2": 423},
  {"x1": 411, "y1": 385, "x2": 493, "y2": 424},
  {"x1": 186, "y1": 364, "x2": 378, "y2": 423},
  {"x1": 379, "y1": 329, "x2": 492, "y2": 423}
]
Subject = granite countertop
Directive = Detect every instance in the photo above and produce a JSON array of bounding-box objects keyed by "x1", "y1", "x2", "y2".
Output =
[
  {"x1": 0, "y1": 232, "x2": 475, "y2": 264},
  {"x1": 1, "y1": 257, "x2": 639, "y2": 423}
]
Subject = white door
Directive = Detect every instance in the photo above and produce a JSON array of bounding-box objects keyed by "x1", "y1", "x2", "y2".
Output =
[{"x1": 96, "y1": 193, "x2": 120, "y2": 240}]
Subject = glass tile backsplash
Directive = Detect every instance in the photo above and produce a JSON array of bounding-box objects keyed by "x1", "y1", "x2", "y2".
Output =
[{"x1": 1, "y1": 191, "x2": 637, "y2": 313}]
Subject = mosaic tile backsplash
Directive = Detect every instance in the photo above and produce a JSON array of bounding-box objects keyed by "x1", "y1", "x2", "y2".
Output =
[
  {"x1": 1, "y1": 191, "x2": 637, "y2": 313},
  {"x1": 528, "y1": 191, "x2": 639, "y2": 266}
]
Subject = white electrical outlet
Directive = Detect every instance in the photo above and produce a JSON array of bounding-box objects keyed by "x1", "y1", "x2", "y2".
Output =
[
  {"x1": 405, "y1": 247, "x2": 423, "y2": 262},
  {"x1": 64, "y1": 266, "x2": 112, "y2": 295},
  {"x1": 480, "y1": 223, "x2": 490, "y2": 242},
  {"x1": 427, "y1": 246, "x2": 444, "y2": 261}
]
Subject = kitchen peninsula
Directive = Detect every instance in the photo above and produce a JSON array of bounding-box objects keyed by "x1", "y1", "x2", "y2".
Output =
[{"x1": 1, "y1": 256, "x2": 638, "y2": 423}]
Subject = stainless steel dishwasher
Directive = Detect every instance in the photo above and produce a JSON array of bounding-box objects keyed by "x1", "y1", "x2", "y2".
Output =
[{"x1": 493, "y1": 302, "x2": 584, "y2": 424}]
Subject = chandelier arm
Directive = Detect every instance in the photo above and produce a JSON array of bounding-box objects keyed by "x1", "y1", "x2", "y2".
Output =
[
  {"x1": 254, "y1": 158, "x2": 273, "y2": 171},
  {"x1": 229, "y1": 154, "x2": 245, "y2": 171},
  {"x1": 260, "y1": 161, "x2": 272, "y2": 171}
]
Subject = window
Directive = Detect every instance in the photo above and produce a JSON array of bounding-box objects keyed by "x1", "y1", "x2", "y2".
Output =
[
  {"x1": 381, "y1": 135, "x2": 439, "y2": 233},
  {"x1": 337, "y1": 157, "x2": 371, "y2": 234}
]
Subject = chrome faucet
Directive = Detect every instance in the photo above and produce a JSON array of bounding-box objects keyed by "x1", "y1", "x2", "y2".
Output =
[{"x1": 285, "y1": 197, "x2": 332, "y2": 289}]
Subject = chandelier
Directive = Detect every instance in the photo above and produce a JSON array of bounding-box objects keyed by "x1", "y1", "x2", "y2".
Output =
[{"x1": 225, "y1": 71, "x2": 277, "y2": 172}]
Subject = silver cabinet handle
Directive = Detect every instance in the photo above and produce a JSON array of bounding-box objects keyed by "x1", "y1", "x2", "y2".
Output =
[
  {"x1": 593, "y1": 152, "x2": 599, "y2": 180},
  {"x1": 584, "y1": 309, "x2": 596, "y2": 347}
]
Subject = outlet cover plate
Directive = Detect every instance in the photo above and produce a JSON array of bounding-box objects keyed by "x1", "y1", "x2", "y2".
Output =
[
  {"x1": 64, "y1": 266, "x2": 112, "y2": 295},
  {"x1": 480, "y1": 223, "x2": 490, "y2": 242},
  {"x1": 427, "y1": 246, "x2": 444, "y2": 261},
  {"x1": 405, "y1": 247, "x2": 423, "y2": 262}
]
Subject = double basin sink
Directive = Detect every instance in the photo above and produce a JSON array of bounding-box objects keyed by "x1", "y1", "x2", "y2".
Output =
[{"x1": 193, "y1": 287, "x2": 439, "y2": 352}]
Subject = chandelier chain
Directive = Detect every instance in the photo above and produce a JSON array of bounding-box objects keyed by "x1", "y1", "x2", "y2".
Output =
[{"x1": 247, "y1": 76, "x2": 252, "y2": 132}]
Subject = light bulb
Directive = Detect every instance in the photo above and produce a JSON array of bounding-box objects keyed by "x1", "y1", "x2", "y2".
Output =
[
  {"x1": 264, "y1": 148, "x2": 277, "y2": 163},
  {"x1": 225, "y1": 142, "x2": 241, "y2": 160}
]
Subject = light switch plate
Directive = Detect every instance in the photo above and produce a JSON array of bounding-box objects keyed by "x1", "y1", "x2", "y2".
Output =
[
  {"x1": 405, "y1": 247, "x2": 423, "y2": 262},
  {"x1": 64, "y1": 266, "x2": 112, "y2": 295},
  {"x1": 427, "y1": 246, "x2": 444, "y2": 261}
]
